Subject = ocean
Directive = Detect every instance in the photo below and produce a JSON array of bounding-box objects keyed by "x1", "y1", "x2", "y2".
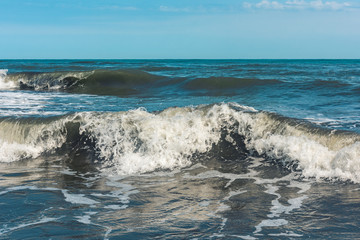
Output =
[{"x1": 0, "y1": 59, "x2": 360, "y2": 239}]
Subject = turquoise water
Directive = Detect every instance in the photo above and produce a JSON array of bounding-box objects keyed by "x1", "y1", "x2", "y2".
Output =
[{"x1": 0, "y1": 60, "x2": 360, "y2": 239}]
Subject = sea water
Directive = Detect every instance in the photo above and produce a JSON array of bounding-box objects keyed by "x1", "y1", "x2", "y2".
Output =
[{"x1": 0, "y1": 59, "x2": 360, "y2": 239}]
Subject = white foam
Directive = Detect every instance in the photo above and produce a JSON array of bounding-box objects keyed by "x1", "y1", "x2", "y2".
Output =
[
  {"x1": 59, "y1": 168, "x2": 77, "y2": 176},
  {"x1": 186, "y1": 157, "x2": 310, "y2": 238},
  {"x1": 0, "y1": 69, "x2": 17, "y2": 89},
  {"x1": 254, "y1": 219, "x2": 288, "y2": 234},
  {"x1": 62, "y1": 190, "x2": 99, "y2": 205},
  {"x1": 104, "y1": 205, "x2": 128, "y2": 210},
  {"x1": 268, "y1": 231, "x2": 303, "y2": 237},
  {"x1": 235, "y1": 235, "x2": 258, "y2": 240},
  {"x1": 75, "y1": 212, "x2": 97, "y2": 224},
  {"x1": 0, "y1": 216, "x2": 59, "y2": 236},
  {"x1": 79, "y1": 106, "x2": 224, "y2": 175},
  {"x1": 1, "y1": 103, "x2": 360, "y2": 182},
  {"x1": 229, "y1": 108, "x2": 360, "y2": 183},
  {"x1": 250, "y1": 132, "x2": 360, "y2": 182},
  {"x1": 0, "y1": 117, "x2": 67, "y2": 163},
  {"x1": 0, "y1": 140, "x2": 44, "y2": 163},
  {"x1": 251, "y1": 180, "x2": 309, "y2": 236},
  {"x1": 0, "y1": 91, "x2": 64, "y2": 117},
  {"x1": 264, "y1": 184, "x2": 308, "y2": 219},
  {"x1": 75, "y1": 215, "x2": 92, "y2": 224}
]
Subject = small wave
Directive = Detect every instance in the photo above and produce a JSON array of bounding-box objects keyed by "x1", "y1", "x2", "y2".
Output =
[
  {"x1": 139, "y1": 66, "x2": 182, "y2": 72},
  {"x1": 68, "y1": 70, "x2": 161, "y2": 95},
  {"x1": 311, "y1": 79, "x2": 350, "y2": 88},
  {"x1": 184, "y1": 77, "x2": 281, "y2": 91},
  {"x1": 1, "y1": 103, "x2": 360, "y2": 182},
  {"x1": 72, "y1": 61, "x2": 97, "y2": 64}
]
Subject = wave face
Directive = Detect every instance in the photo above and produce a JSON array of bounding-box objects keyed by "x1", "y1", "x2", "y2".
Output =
[
  {"x1": 1, "y1": 103, "x2": 360, "y2": 182},
  {"x1": 184, "y1": 77, "x2": 280, "y2": 90},
  {"x1": 0, "y1": 69, "x2": 17, "y2": 89},
  {"x1": 1, "y1": 69, "x2": 284, "y2": 96},
  {"x1": 2, "y1": 70, "x2": 164, "y2": 96}
]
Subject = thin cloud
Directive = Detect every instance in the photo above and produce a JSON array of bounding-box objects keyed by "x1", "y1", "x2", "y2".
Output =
[
  {"x1": 255, "y1": 0, "x2": 285, "y2": 9},
  {"x1": 159, "y1": 6, "x2": 191, "y2": 13},
  {"x1": 244, "y1": 0, "x2": 352, "y2": 10},
  {"x1": 97, "y1": 6, "x2": 138, "y2": 11}
]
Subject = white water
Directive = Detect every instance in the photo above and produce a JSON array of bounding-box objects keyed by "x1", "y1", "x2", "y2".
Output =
[
  {"x1": 79, "y1": 106, "x2": 227, "y2": 174},
  {"x1": 0, "y1": 118, "x2": 68, "y2": 162},
  {"x1": 3, "y1": 70, "x2": 94, "y2": 90},
  {"x1": 0, "y1": 103, "x2": 360, "y2": 182},
  {"x1": 0, "y1": 69, "x2": 16, "y2": 89}
]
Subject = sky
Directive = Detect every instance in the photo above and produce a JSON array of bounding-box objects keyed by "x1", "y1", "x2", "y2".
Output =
[{"x1": 0, "y1": 0, "x2": 359, "y2": 59}]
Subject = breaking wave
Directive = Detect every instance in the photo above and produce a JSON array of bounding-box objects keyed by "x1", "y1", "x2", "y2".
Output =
[
  {"x1": 1, "y1": 69, "x2": 162, "y2": 96},
  {"x1": 1, "y1": 103, "x2": 360, "y2": 182},
  {"x1": 0, "y1": 69, "x2": 17, "y2": 89}
]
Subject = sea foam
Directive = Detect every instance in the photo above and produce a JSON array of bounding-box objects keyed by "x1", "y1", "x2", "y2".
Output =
[
  {"x1": 0, "y1": 103, "x2": 360, "y2": 182},
  {"x1": 0, "y1": 69, "x2": 16, "y2": 89}
]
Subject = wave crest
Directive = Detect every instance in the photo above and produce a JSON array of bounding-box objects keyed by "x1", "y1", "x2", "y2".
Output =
[
  {"x1": 3, "y1": 70, "x2": 162, "y2": 96},
  {"x1": 2, "y1": 70, "x2": 283, "y2": 96},
  {"x1": 1, "y1": 103, "x2": 360, "y2": 182},
  {"x1": 0, "y1": 69, "x2": 17, "y2": 89}
]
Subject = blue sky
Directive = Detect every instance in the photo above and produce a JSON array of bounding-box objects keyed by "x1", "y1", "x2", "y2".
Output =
[{"x1": 0, "y1": 0, "x2": 359, "y2": 59}]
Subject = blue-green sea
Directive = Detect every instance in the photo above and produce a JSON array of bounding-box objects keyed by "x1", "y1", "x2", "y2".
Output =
[{"x1": 1, "y1": 59, "x2": 360, "y2": 239}]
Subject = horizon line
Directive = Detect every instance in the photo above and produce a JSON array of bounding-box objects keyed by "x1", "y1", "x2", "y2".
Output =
[{"x1": 1, "y1": 58, "x2": 360, "y2": 60}]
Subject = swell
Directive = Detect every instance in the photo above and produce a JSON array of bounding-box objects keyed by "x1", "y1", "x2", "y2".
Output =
[
  {"x1": 1, "y1": 103, "x2": 360, "y2": 182},
  {"x1": 2, "y1": 70, "x2": 164, "y2": 96},
  {"x1": 1, "y1": 69, "x2": 283, "y2": 96},
  {"x1": 184, "y1": 77, "x2": 281, "y2": 90}
]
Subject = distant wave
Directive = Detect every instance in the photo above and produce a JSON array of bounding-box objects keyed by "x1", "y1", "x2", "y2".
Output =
[
  {"x1": 1, "y1": 69, "x2": 283, "y2": 96},
  {"x1": 1, "y1": 103, "x2": 359, "y2": 182},
  {"x1": 1, "y1": 69, "x2": 163, "y2": 96},
  {"x1": 184, "y1": 77, "x2": 280, "y2": 90},
  {"x1": 311, "y1": 79, "x2": 351, "y2": 88},
  {"x1": 139, "y1": 66, "x2": 182, "y2": 72}
]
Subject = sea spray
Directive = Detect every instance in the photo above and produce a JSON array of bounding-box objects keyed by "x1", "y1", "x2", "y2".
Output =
[
  {"x1": 0, "y1": 69, "x2": 17, "y2": 89},
  {"x1": 1, "y1": 103, "x2": 360, "y2": 181}
]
